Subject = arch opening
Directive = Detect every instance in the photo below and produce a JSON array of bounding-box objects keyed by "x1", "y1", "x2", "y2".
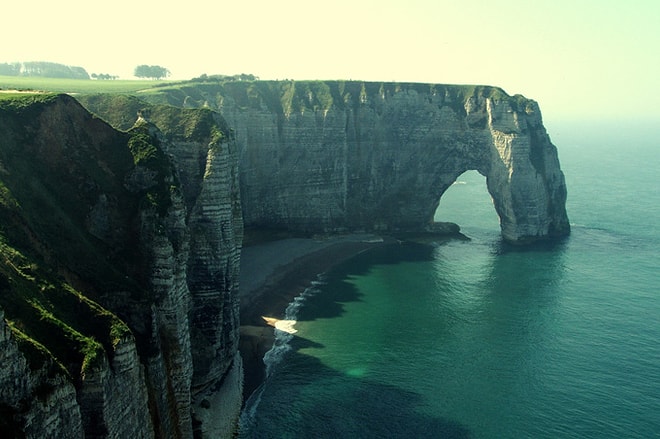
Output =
[{"x1": 434, "y1": 170, "x2": 500, "y2": 238}]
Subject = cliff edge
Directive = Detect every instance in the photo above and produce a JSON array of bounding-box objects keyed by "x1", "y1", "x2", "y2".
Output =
[
  {"x1": 140, "y1": 80, "x2": 569, "y2": 243},
  {"x1": 0, "y1": 77, "x2": 570, "y2": 438},
  {"x1": 0, "y1": 94, "x2": 242, "y2": 438}
]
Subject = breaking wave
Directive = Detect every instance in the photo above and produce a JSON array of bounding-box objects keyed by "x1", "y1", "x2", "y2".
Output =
[{"x1": 238, "y1": 276, "x2": 325, "y2": 433}]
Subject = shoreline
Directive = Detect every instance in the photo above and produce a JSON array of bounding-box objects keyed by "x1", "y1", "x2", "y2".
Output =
[{"x1": 238, "y1": 234, "x2": 396, "y2": 400}]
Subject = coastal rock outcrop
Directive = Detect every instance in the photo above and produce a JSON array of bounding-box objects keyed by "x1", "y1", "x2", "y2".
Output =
[
  {"x1": 0, "y1": 78, "x2": 569, "y2": 438},
  {"x1": 224, "y1": 82, "x2": 569, "y2": 242},
  {"x1": 0, "y1": 94, "x2": 242, "y2": 438},
  {"x1": 146, "y1": 80, "x2": 569, "y2": 242}
]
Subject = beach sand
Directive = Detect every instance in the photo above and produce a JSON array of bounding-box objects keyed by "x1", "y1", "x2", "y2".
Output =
[{"x1": 238, "y1": 234, "x2": 394, "y2": 399}]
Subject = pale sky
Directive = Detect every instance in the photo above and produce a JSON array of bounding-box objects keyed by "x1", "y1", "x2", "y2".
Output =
[{"x1": 2, "y1": 0, "x2": 659, "y2": 123}]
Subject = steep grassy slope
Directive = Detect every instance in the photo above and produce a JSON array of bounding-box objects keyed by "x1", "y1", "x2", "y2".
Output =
[
  {"x1": 77, "y1": 93, "x2": 230, "y2": 140},
  {"x1": 1, "y1": 92, "x2": 245, "y2": 437},
  {"x1": 0, "y1": 93, "x2": 155, "y2": 381}
]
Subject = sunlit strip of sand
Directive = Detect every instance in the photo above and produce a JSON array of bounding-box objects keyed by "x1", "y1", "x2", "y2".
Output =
[{"x1": 262, "y1": 316, "x2": 298, "y2": 334}]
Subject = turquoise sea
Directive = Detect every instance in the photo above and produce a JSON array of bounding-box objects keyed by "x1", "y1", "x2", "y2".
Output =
[{"x1": 239, "y1": 121, "x2": 660, "y2": 438}]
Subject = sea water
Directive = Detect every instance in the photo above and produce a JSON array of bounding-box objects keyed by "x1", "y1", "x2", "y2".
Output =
[{"x1": 239, "y1": 122, "x2": 660, "y2": 438}]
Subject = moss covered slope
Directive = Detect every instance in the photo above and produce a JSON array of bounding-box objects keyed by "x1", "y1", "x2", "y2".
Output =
[{"x1": 0, "y1": 93, "x2": 159, "y2": 381}]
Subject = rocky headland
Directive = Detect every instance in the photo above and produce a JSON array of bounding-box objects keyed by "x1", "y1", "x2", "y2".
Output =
[
  {"x1": 0, "y1": 79, "x2": 569, "y2": 438},
  {"x1": 135, "y1": 80, "x2": 570, "y2": 242},
  {"x1": 0, "y1": 94, "x2": 242, "y2": 438}
]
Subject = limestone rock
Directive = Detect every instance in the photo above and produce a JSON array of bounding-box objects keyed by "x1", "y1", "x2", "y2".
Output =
[
  {"x1": 211, "y1": 81, "x2": 569, "y2": 243},
  {"x1": 0, "y1": 308, "x2": 83, "y2": 439},
  {"x1": 0, "y1": 95, "x2": 243, "y2": 438}
]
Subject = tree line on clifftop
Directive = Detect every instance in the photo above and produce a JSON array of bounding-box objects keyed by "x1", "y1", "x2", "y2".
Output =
[
  {"x1": 0, "y1": 61, "x2": 90, "y2": 79},
  {"x1": 0, "y1": 61, "x2": 173, "y2": 81}
]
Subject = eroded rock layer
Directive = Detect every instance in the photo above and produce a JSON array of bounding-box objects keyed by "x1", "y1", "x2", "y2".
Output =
[
  {"x1": 0, "y1": 94, "x2": 242, "y2": 438},
  {"x1": 211, "y1": 82, "x2": 569, "y2": 242},
  {"x1": 0, "y1": 78, "x2": 570, "y2": 438}
]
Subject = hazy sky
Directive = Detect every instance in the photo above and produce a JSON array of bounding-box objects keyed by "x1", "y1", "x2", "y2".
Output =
[{"x1": 2, "y1": 0, "x2": 659, "y2": 123}]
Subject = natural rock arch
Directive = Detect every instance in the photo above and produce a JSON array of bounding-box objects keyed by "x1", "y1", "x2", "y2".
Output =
[
  {"x1": 433, "y1": 170, "x2": 500, "y2": 231},
  {"x1": 218, "y1": 81, "x2": 570, "y2": 243}
]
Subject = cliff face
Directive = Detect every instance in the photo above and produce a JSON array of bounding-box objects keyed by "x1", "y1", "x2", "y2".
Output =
[
  {"x1": 0, "y1": 94, "x2": 242, "y2": 438},
  {"x1": 77, "y1": 95, "x2": 244, "y2": 393},
  {"x1": 0, "y1": 309, "x2": 83, "y2": 438},
  {"x1": 0, "y1": 78, "x2": 568, "y2": 437},
  {"x1": 149, "y1": 80, "x2": 569, "y2": 242},
  {"x1": 221, "y1": 82, "x2": 568, "y2": 242}
]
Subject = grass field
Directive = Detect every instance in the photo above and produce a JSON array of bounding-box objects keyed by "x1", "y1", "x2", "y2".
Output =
[{"x1": 0, "y1": 75, "x2": 175, "y2": 94}]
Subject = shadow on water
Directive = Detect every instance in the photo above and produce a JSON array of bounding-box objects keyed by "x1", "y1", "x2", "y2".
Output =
[
  {"x1": 241, "y1": 337, "x2": 471, "y2": 439},
  {"x1": 240, "y1": 242, "x2": 440, "y2": 401},
  {"x1": 240, "y1": 241, "x2": 471, "y2": 438},
  {"x1": 296, "y1": 242, "x2": 438, "y2": 323},
  {"x1": 243, "y1": 236, "x2": 572, "y2": 437}
]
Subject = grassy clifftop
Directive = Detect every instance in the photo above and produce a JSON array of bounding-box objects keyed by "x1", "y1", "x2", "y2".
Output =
[
  {"x1": 136, "y1": 78, "x2": 522, "y2": 115},
  {"x1": 0, "y1": 75, "x2": 170, "y2": 94},
  {"x1": 2, "y1": 75, "x2": 535, "y2": 118},
  {"x1": 76, "y1": 93, "x2": 230, "y2": 142}
]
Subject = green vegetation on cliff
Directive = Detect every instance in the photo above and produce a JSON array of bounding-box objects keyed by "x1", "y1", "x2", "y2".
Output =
[
  {"x1": 0, "y1": 94, "x2": 148, "y2": 382},
  {"x1": 130, "y1": 78, "x2": 530, "y2": 121},
  {"x1": 76, "y1": 93, "x2": 229, "y2": 144},
  {"x1": 0, "y1": 238, "x2": 129, "y2": 379},
  {"x1": 0, "y1": 92, "x2": 59, "y2": 110},
  {"x1": 0, "y1": 87, "x2": 245, "y2": 437},
  {"x1": 2, "y1": 74, "x2": 536, "y2": 125},
  {"x1": 0, "y1": 91, "x2": 235, "y2": 387},
  {"x1": 127, "y1": 122, "x2": 180, "y2": 217}
]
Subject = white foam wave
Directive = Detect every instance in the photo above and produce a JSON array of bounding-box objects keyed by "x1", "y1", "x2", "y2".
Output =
[
  {"x1": 238, "y1": 384, "x2": 265, "y2": 434},
  {"x1": 262, "y1": 279, "x2": 323, "y2": 376},
  {"x1": 239, "y1": 275, "x2": 326, "y2": 434}
]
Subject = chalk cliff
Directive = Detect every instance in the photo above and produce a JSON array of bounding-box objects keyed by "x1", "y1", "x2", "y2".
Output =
[
  {"x1": 143, "y1": 80, "x2": 569, "y2": 242},
  {"x1": 0, "y1": 94, "x2": 242, "y2": 438},
  {"x1": 0, "y1": 78, "x2": 569, "y2": 438}
]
